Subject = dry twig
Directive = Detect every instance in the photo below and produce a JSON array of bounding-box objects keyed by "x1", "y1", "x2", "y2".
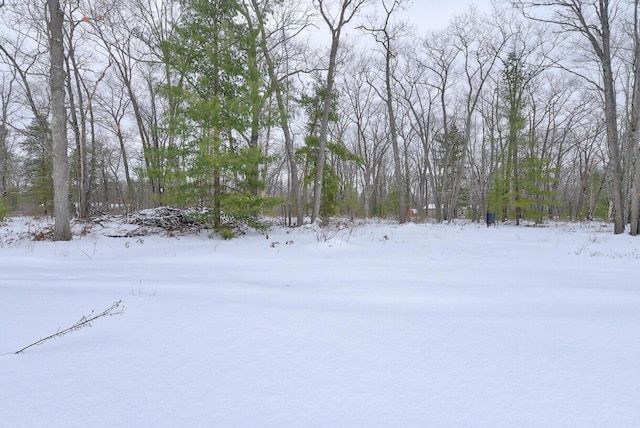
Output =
[{"x1": 15, "y1": 300, "x2": 124, "y2": 354}]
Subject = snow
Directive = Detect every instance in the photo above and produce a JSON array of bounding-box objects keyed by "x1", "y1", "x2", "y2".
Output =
[{"x1": 1, "y1": 216, "x2": 639, "y2": 427}]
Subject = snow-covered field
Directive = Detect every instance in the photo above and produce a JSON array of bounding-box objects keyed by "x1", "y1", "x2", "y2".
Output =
[{"x1": 1, "y1": 216, "x2": 639, "y2": 427}]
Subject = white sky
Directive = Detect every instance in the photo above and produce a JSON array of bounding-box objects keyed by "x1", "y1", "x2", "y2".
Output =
[
  {"x1": 318, "y1": 0, "x2": 490, "y2": 50},
  {"x1": 404, "y1": 0, "x2": 489, "y2": 32}
]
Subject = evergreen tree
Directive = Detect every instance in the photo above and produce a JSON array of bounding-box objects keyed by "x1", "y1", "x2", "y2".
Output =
[
  {"x1": 516, "y1": 153, "x2": 558, "y2": 223},
  {"x1": 162, "y1": 0, "x2": 273, "y2": 230},
  {"x1": 490, "y1": 52, "x2": 557, "y2": 224},
  {"x1": 502, "y1": 51, "x2": 528, "y2": 224},
  {"x1": 20, "y1": 118, "x2": 53, "y2": 214},
  {"x1": 489, "y1": 51, "x2": 534, "y2": 224}
]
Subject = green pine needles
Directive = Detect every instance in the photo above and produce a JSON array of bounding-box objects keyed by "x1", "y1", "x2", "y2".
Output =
[{"x1": 157, "y1": 0, "x2": 277, "y2": 232}]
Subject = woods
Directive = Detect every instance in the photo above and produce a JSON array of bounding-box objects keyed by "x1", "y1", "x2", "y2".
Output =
[{"x1": 1, "y1": 0, "x2": 640, "y2": 235}]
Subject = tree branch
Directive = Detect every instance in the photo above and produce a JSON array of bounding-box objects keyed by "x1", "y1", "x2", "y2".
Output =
[{"x1": 15, "y1": 300, "x2": 124, "y2": 354}]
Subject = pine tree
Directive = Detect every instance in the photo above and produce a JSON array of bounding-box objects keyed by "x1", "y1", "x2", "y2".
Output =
[
  {"x1": 490, "y1": 51, "x2": 558, "y2": 224},
  {"x1": 20, "y1": 119, "x2": 53, "y2": 215},
  {"x1": 162, "y1": 0, "x2": 273, "y2": 230},
  {"x1": 502, "y1": 51, "x2": 528, "y2": 224},
  {"x1": 488, "y1": 51, "x2": 534, "y2": 224},
  {"x1": 516, "y1": 152, "x2": 559, "y2": 223}
]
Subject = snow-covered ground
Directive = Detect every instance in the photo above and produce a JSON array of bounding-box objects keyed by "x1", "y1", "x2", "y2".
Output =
[{"x1": 1, "y1": 216, "x2": 639, "y2": 427}]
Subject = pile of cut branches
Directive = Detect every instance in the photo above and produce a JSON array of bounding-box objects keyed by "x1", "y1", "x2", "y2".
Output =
[{"x1": 128, "y1": 207, "x2": 196, "y2": 230}]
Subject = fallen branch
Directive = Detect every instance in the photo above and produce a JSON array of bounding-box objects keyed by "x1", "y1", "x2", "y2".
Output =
[{"x1": 15, "y1": 300, "x2": 124, "y2": 354}]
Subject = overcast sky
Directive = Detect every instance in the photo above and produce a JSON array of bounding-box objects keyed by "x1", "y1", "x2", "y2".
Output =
[
  {"x1": 328, "y1": 0, "x2": 491, "y2": 49},
  {"x1": 404, "y1": 0, "x2": 488, "y2": 32}
]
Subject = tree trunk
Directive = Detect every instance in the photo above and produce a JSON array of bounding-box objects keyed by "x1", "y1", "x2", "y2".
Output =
[
  {"x1": 0, "y1": 123, "x2": 6, "y2": 200},
  {"x1": 247, "y1": 0, "x2": 304, "y2": 225},
  {"x1": 312, "y1": 0, "x2": 367, "y2": 223},
  {"x1": 312, "y1": 33, "x2": 340, "y2": 223},
  {"x1": 116, "y1": 120, "x2": 134, "y2": 210},
  {"x1": 48, "y1": 0, "x2": 71, "y2": 240},
  {"x1": 0, "y1": 84, "x2": 9, "y2": 201},
  {"x1": 629, "y1": 0, "x2": 640, "y2": 236},
  {"x1": 601, "y1": 23, "x2": 625, "y2": 234},
  {"x1": 385, "y1": 42, "x2": 406, "y2": 223},
  {"x1": 65, "y1": 51, "x2": 89, "y2": 218}
]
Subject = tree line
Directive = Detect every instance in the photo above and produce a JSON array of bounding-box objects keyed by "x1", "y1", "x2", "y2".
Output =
[{"x1": 1, "y1": 0, "x2": 640, "y2": 239}]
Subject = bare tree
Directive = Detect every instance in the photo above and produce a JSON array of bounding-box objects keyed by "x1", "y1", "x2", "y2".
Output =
[
  {"x1": 565, "y1": 106, "x2": 607, "y2": 220},
  {"x1": 628, "y1": 0, "x2": 640, "y2": 235},
  {"x1": 341, "y1": 53, "x2": 388, "y2": 217},
  {"x1": 48, "y1": 0, "x2": 71, "y2": 240},
  {"x1": 246, "y1": 0, "x2": 309, "y2": 226},
  {"x1": 85, "y1": 0, "x2": 182, "y2": 203},
  {"x1": 515, "y1": 0, "x2": 625, "y2": 233},
  {"x1": 449, "y1": 8, "x2": 508, "y2": 222},
  {"x1": 0, "y1": 14, "x2": 50, "y2": 134},
  {"x1": 95, "y1": 77, "x2": 135, "y2": 210},
  {"x1": 311, "y1": 0, "x2": 370, "y2": 223},
  {"x1": 0, "y1": 4, "x2": 55, "y2": 215},
  {"x1": 361, "y1": 0, "x2": 409, "y2": 223},
  {"x1": 419, "y1": 27, "x2": 460, "y2": 221},
  {"x1": 62, "y1": 6, "x2": 111, "y2": 218},
  {"x1": 397, "y1": 62, "x2": 437, "y2": 220}
]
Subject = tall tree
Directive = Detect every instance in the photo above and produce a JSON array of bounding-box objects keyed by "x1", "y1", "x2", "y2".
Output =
[
  {"x1": 63, "y1": 8, "x2": 109, "y2": 219},
  {"x1": 298, "y1": 84, "x2": 361, "y2": 217},
  {"x1": 164, "y1": 0, "x2": 271, "y2": 228},
  {"x1": 501, "y1": 51, "x2": 530, "y2": 224},
  {"x1": 515, "y1": 0, "x2": 625, "y2": 233},
  {"x1": 48, "y1": 0, "x2": 71, "y2": 240},
  {"x1": 450, "y1": 8, "x2": 507, "y2": 222},
  {"x1": 85, "y1": 0, "x2": 182, "y2": 204},
  {"x1": 95, "y1": 77, "x2": 135, "y2": 211},
  {"x1": 361, "y1": 0, "x2": 409, "y2": 223},
  {"x1": 397, "y1": 47, "x2": 438, "y2": 220},
  {"x1": 311, "y1": 0, "x2": 370, "y2": 223},
  {"x1": 341, "y1": 53, "x2": 388, "y2": 217},
  {"x1": 628, "y1": 0, "x2": 640, "y2": 235},
  {"x1": 246, "y1": 0, "x2": 308, "y2": 226},
  {"x1": 0, "y1": 15, "x2": 6, "y2": 216}
]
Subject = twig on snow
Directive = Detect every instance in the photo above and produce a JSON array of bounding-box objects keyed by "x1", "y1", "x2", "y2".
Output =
[{"x1": 15, "y1": 300, "x2": 124, "y2": 354}]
